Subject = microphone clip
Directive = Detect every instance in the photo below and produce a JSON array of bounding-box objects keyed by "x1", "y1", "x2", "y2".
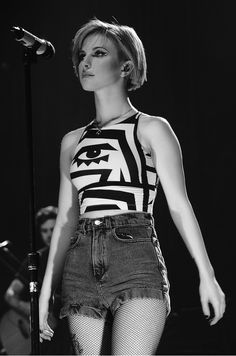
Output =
[{"x1": 11, "y1": 26, "x2": 55, "y2": 62}]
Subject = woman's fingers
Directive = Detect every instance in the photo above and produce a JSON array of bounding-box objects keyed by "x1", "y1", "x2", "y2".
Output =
[
  {"x1": 45, "y1": 320, "x2": 54, "y2": 334},
  {"x1": 200, "y1": 277, "x2": 226, "y2": 326},
  {"x1": 210, "y1": 291, "x2": 226, "y2": 325},
  {"x1": 39, "y1": 320, "x2": 54, "y2": 342},
  {"x1": 39, "y1": 328, "x2": 54, "y2": 342},
  {"x1": 201, "y1": 295, "x2": 226, "y2": 326},
  {"x1": 220, "y1": 301, "x2": 226, "y2": 320},
  {"x1": 201, "y1": 298, "x2": 210, "y2": 318}
]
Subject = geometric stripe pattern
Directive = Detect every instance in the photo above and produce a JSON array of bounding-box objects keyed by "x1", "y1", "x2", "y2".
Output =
[{"x1": 70, "y1": 112, "x2": 159, "y2": 214}]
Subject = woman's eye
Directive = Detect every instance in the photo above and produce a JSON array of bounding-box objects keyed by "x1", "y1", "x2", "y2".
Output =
[{"x1": 93, "y1": 50, "x2": 107, "y2": 57}]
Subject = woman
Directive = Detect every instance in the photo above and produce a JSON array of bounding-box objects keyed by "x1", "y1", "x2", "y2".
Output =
[{"x1": 39, "y1": 18, "x2": 225, "y2": 355}]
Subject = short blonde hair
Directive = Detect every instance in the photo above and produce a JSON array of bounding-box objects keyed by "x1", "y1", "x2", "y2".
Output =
[{"x1": 72, "y1": 18, "x2": 147, "y2": 91}]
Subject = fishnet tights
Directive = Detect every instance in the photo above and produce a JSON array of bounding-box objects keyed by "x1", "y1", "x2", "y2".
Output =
[{"x1": 68, "y1": 298, "x2": 167, "y2": 355}]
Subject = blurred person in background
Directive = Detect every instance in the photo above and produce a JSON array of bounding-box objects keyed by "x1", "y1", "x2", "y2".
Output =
[{"x1": 2, "y1": 206, "x2": 70, "y2": 354}]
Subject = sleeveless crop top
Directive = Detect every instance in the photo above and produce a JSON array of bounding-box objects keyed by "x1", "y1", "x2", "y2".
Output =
[{"x1": 70, "y1": 112, "x2": 159, "y2": 214}]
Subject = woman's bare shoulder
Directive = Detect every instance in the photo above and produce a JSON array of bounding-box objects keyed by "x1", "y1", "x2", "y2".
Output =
[
  {"x1": 61, "y1": 126, "x2": 86, "y2": 151},
  {"x1": 138, "y1": 113, "x2": 173, "y2": 146},
  {"x1": 139, "y1": 113, "x2": 170, "y2": 128},
  {"x1": 138, "y1": 113, "x2": 181, "y2": 156}
]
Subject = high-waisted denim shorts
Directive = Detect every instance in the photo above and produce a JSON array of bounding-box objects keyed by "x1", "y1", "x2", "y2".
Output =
[{"x1": 60, "y1": 212, "x2": 170, "y2": 323}]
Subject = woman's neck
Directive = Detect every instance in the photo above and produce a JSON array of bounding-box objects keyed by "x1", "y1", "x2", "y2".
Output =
[{"x1": 94, "y1": 89, "x2": 136, "y2": 125}]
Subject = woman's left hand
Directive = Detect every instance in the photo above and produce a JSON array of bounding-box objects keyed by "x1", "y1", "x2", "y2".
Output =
[{"x1": 199, "y1": 275, "x2": 226, "y2": 326}]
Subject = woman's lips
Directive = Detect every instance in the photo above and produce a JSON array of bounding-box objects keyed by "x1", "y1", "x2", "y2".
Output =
[{"x1": 82, "y1": 72, "x2": 94, "y2": 78}]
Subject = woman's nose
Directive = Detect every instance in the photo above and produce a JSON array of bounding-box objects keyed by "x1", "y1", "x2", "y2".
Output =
[{"x1": 83, "y1": 56, "x2": 92, "y2": 69}]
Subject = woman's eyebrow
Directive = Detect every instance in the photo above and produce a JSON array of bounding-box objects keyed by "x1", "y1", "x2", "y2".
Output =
[
  {"x1": 92, "y1": 46, "x2": 107, "y2": 50},
  {"x1": 80, "y1": 46, "x2": 108, "y2": 53}
]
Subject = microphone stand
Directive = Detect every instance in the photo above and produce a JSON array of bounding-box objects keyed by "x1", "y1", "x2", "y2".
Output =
[{"x1": 22, "y1": 43, "x2": 42, "y2": 355}]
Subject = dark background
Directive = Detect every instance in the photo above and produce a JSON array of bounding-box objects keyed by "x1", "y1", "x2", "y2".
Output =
[{"x1": 0, "y1": 0, "x2": 235, "y2": 354}]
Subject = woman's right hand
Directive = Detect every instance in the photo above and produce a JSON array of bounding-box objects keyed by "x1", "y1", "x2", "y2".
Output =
[{"x1": 39, "y1": 295, "x2": 54, "y2": 342}]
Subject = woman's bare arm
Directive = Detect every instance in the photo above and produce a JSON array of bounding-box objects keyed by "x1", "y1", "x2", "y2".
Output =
[
  {"x1": 39, "y1": 127, "x2": 83, "y2": 340},
  {"x1": 139, "y1": 115, "x2": 226, "y2": 325}
]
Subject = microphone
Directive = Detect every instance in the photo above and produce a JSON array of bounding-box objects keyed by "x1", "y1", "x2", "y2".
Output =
[
  {"x1": 0, "y1": 240, "x2": 11, "y2": 249},
  {"x1": 11, "y1": 26, "x2": 55, "y2": 59}
]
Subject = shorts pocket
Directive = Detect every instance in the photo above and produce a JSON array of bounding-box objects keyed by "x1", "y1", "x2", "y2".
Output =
[{"x1": 112, "y1": 224, "x2": 152, "y2": 243}]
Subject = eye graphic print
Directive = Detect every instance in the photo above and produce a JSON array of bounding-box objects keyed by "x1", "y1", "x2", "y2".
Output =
[{"x1": 72, "y1": 143, "x2": 117, "y2": 168}]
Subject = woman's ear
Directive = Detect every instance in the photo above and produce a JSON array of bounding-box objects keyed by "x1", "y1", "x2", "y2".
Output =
[{"x1": 120, "y1": 60, "x2": 134, "y2": 77}]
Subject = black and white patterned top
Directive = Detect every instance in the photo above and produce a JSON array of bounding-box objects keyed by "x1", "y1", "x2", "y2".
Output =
[{"x1": 70, "y1": 112, "x2": 159, "y2": 214}]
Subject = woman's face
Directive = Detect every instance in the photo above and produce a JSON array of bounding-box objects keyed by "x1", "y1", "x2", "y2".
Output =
[{"x1": 77, "y1": 33, "x2": 124, "y2": 92}]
